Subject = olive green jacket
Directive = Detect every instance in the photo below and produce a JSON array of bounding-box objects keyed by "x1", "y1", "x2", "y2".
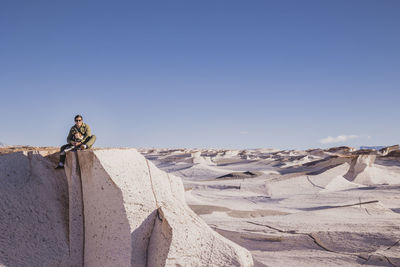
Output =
[{"x1": 67, "y1": 123, "x2": 92, "y2": 144}]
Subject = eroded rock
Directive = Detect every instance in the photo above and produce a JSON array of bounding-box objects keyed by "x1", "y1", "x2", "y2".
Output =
[
  {"x1": 65, "y1": 149, "x2": 253, "y2": 267},
  {"x1": 0, "y1": 149, "x2": 253, "y2": 267}
]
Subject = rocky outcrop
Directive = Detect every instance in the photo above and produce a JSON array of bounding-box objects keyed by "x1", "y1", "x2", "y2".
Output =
[
  {"x1": 66, "y1": 149, "x2": 253, "y2": 266},
  {"x1": 343, "y1": 154, "x2": 400, "y2": 185},
  {"x1": 344, "y1": 154, "x2": 376, "y2": 181},
  {"x1": 0, "y1": 151, "x2": 70, "y2": 267},
  {"x1": 0, "y1": 149, "x2": 253, "y2": 267},
  {"x1": 379, "y1": 145, "x2": 400, "y2": 156},
  {"x1": 326, "y1": 146, "x2": 355, "y2": 154}
]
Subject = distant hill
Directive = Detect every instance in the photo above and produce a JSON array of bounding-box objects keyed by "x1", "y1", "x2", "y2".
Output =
[
  {"x1": 359, "y1": 146, "x2": 386, "y2": 150},
  {"x1": 0, "y1": 142, "x2": 7, "y2": 147}
]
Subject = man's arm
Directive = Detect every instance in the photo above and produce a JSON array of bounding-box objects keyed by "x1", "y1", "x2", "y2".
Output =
[{"x1": 81, "y1": 124, "x2": 92, "y2": 143}]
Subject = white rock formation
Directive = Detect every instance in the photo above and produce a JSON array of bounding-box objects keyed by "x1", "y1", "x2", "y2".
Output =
[
  {"x1": 65, "y1": 149, "x2": 253, "y2": 267},
  {"x1": 0, "y1": 151, "x2": 70, "y2": 267},
  {"x1": 378, "y1": 144, "x2": 400, "y2": 156},
  {"x1": 0, "y1": 149, "x2": 253, "y2": 267},
  {"x1": 191, "y1": 151, "x2": 215, "y2": 165},
  {"x1": 345, "y1": 154, "x2": 376, "y2": 179},
  {"x1": 343, "y1": 154, "x2": 400, "y2": 185}
]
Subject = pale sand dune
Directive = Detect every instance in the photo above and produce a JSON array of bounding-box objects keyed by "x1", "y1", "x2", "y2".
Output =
[{"x1": 322, "y1": 175, "x2": 362, "y2": 192}]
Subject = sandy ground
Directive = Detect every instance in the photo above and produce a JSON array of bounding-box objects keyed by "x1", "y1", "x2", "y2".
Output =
[{"x1": 140, "y1": 147, "x2": 400, "y2": 267}]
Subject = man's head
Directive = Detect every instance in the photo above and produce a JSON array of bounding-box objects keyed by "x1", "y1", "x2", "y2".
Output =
[{"x1": 74, "y1": 115, "x2": 83, "y2": 128}]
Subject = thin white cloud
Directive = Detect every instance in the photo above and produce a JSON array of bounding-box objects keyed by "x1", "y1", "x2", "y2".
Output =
[{"x1": 319, "y1": 134, "x2": 358, "y2": 144}]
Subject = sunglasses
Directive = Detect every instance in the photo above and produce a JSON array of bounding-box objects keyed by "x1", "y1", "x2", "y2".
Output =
[{"x1": 75, "y1": 119, "x2": 82, "y2": 122}]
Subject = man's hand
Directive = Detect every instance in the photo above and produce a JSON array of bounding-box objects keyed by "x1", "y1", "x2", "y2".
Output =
[{"x1": 71, "y1": 141, "x2": 81, "y2": 147}]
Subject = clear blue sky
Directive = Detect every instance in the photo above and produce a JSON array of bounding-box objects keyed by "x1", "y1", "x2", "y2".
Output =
[{"x1": 1, "y1": 0, "x2": 399, "y2": 149}]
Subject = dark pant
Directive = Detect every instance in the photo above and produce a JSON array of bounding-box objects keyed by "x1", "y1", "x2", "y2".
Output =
[{"x1": 59, "y1": 135, "x2": 97, "y2": 164}]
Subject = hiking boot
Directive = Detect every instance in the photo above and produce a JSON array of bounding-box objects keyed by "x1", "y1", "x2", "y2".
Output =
[{"x1": 55, "y1": 163, "x2": 64, "y2": 169}]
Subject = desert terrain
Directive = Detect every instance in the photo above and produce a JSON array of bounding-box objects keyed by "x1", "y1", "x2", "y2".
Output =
[
  {"x1": 0, "y1": 145, "x2": 399, "y2": 266},
  {"x1": 140, "y1": 146, "x2": 400, "y2": 266}
]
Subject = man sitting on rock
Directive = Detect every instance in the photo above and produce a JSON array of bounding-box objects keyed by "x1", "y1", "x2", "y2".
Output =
[{"x1": 56, "y1": 115, "x2": 96, "y2": 169}]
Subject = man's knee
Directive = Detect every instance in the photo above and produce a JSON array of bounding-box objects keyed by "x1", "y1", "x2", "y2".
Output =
[{"x1": 86, "y1": 135, "x2": 96, "y2": 148}]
